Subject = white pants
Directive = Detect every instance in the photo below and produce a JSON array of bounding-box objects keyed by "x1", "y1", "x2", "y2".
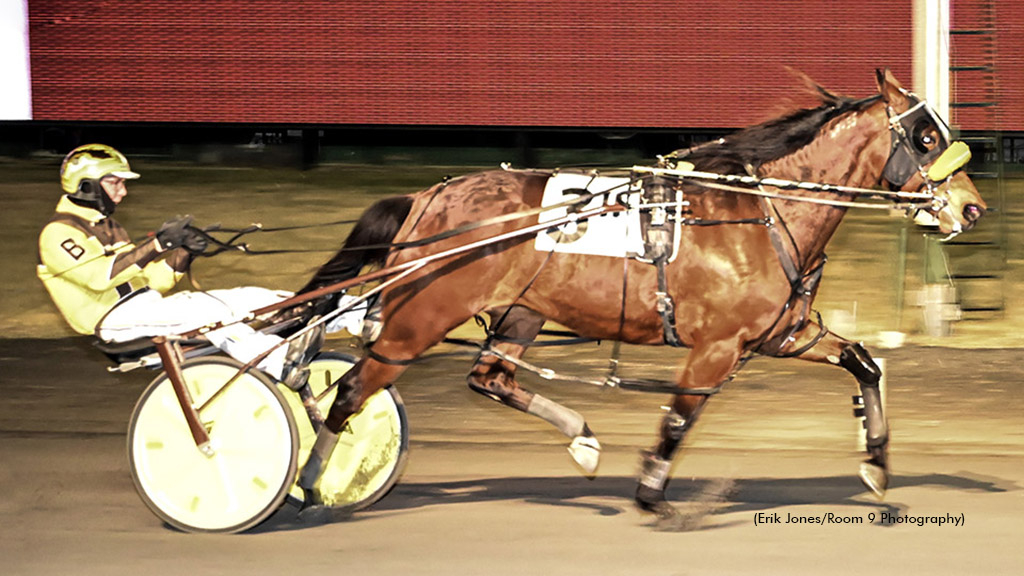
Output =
[{"x1": 97, "y1": 287, "x2": 292, "y2": 343}]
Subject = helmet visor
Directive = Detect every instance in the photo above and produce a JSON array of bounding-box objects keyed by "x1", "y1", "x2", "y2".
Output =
[{"x1": 106, "y1": 169, "x2": 141, "y2": 180}]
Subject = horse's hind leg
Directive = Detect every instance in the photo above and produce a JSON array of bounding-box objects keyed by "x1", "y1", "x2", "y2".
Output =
[
  {"x1": 297, "y1": 353, "x2": 411, "y2": 506},
  {"x1": 784, "y1": 328, "x2": 890, "y2": 497},
  {"x1": 467, "y1": 305, "x2": 601, "y2": 476},
  {"x1": 298, "y1": 294, "x2": 480, "y2": 505}
]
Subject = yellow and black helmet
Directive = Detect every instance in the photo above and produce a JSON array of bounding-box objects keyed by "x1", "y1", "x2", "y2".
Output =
[{"x1": 60, "y1": 144, "x2": 140, "y2": 214}]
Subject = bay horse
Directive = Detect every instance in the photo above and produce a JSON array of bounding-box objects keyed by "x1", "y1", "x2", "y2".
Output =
[{"x1": 295, "y1": 69, "x2": 985, "y2": 518}]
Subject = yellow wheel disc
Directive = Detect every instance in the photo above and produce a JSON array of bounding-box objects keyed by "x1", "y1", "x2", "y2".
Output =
[
  {"x1": 128, "y1": 357, "x2": 298, "y2": 533},
  {"x1": 286, "y1": 352, "x2": 408, "y2": 510}
]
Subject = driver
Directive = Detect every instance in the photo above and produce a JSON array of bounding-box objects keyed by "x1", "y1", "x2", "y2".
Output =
[{"x1": 37, "y1": 144, "x2": 289, "y2": 343}]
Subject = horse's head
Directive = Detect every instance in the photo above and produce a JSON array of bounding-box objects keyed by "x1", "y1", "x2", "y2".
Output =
[{"x1": 874, "y1": 69, "x2": 986, "y2": 237}]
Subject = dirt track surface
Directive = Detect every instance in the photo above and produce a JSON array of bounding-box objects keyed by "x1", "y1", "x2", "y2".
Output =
[
  {"x1": 1, "y1": 337, "x2": 1022, "y2": 575},
  {"x1": 2, "y1": 157, "x2": 1022, "y2": 573}
]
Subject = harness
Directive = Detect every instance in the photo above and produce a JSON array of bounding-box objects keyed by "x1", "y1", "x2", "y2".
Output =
[
  {"x1": 626, "y1": 91, "x2": 970, "y2": 355},
  {"x1": 624, "y1": 168, "x2": 830, "y2": 355},
  {"x1": 638, "y1": 175, "x2": 685, "y2": 346},
  {"x1": 169, "y1": 92, "x2": 972, "y2": 396}
]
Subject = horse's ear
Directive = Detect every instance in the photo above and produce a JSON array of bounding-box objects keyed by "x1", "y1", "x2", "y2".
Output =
[{"x1": 875, "y1": 68, "x2": 908, "y2": 107}]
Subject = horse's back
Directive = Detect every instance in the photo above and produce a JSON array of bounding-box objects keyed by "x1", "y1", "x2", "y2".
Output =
[{"x1": 397, "y1": 169, "x2": 549, "y2": 243}]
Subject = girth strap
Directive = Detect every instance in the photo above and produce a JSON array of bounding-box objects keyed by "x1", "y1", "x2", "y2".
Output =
[{"x1": 655, "y1": 257, "x2": 684, "y2": 347}]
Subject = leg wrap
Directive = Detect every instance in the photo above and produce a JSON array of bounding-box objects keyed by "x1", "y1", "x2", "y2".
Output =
[
  {"x1": 526, "y1": 394, "x2": 586, "y2": 439},
  {"x1": 298, "y1": 427, "x2": 340, "y2": 491},
  {"x1": 839, "y1": 343, "x2": 881, "y2": 386},
  {"x1": 859, "y1": 384, "x2": 889, "y2": 448},
  {"x1": 639, "y1": 450, "x2": 672, "y2": 491},
  {"x1": 841, "y1": 343, "x2": 888, "y2": 450}
]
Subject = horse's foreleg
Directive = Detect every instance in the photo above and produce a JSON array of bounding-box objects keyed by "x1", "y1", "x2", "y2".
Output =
[
  {"x1": 637, "y1": 395, "x2": 708, "y2": 516},
  {"x1": 786, "y1": 328, "x2": 890, "y2": 498},
  {"x1": 467, "y1": 306, "x2": 601, "y2": 476},
  {"x1": 636, "y1": 339, "x2": 743, "y2": 516}
]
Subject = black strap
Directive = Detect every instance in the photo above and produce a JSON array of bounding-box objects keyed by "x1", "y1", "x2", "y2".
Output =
[
  {"x1": 365, "y1": 348, "x2": 419, "y2": 366},
  {"x1": 613, "y1": 377, "x2": 723, "y2": 396},
  {"x1": 683, "y1": 217, "x2": 770, "y2": 226},
  {"x1": 655, "y1": 257, "x2": 684, "y2": 347},
  {"x1": 208, "y1": 218, "x2": 360, "y2": 234},
  {"x1": 774, "y1": 311, "x2": 830, "y2": 358},
  {"x1": 489, "y1": 332, "x2": 596, "y2": 347},
  {"x1": 616, "y1": 255, "x2": 629, "y2": 341},
  {"x1": 762, "y1": 207, "x2": 802, "y2": 288}
]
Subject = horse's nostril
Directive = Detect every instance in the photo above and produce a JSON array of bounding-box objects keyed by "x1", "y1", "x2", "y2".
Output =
[{"x1": 963, "y1": 204, "x2": 984, "y2": 222}]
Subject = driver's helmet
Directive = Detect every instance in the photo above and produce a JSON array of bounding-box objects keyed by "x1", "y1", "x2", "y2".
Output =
[{"x1": 60, "y1": 144, "x2": 140, "y2": 213}]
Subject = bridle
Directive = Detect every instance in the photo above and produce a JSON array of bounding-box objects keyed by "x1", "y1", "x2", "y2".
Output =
[
  {"x1": 883, "y1": 91, "x2": 952, "y2": 187},
  {"x1": 882, "y1": 89, "x2": 974, "y2": 234}
]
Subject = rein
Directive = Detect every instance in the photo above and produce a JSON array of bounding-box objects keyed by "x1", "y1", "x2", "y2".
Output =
[
  {"x1": 179, "y1": 157, "x2": 946, "y2": 264},
  {"x1": 631, "y1": 165, "x2": 942, "y2": 212},
  {"x1": 187, "y1": 218, "x2": 361, "y2": 257}
]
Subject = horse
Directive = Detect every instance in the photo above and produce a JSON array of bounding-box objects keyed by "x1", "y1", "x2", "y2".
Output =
[{"x1": 293, "y1": 69, "x2": 985, "y2": 518}]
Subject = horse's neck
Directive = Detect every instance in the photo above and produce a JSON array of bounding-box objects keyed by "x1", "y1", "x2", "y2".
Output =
[{"x1": 760, "y1": 111, "x2": 886, "y2": 266}]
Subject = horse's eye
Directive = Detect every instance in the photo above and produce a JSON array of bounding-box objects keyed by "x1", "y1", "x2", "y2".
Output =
[{"x1": 911, "y1": 120, "x2": 940, "y2": 154}]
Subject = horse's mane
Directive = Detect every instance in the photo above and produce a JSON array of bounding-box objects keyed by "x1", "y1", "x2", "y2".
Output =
[{"x1": 685, "y1": 85, "x2": 882, "y2": 175}]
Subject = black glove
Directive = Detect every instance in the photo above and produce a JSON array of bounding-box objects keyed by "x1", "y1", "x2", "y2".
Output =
[
  {"x1": 155, "y1": 215, "x2": 194, "y2": 251},
  {"x1": 182, "y1": 228, "x2": 209, "y2": 255}
]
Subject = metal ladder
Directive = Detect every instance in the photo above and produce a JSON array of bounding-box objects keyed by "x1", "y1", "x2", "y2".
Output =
[{"x1": 945, "y1": 0, "x2": 1006, "y2": 319}]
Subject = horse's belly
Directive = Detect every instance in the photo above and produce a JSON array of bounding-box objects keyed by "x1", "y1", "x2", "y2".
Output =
[{"x1": 519, "y1": 254, "x2": 674, "y2": 345}]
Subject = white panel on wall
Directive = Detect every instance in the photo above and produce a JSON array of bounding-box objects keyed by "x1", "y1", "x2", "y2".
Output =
[{"x1": 0, "y1": 0, "x2": 32, "y2": 120}]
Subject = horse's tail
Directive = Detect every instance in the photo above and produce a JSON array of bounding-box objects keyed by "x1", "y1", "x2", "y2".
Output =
[{"x1": 297, "y1": 195, "x2": 414, "y2": 295}]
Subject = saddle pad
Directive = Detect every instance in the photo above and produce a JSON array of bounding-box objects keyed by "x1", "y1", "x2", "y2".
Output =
[{"x1": 534, "y1": 173, "x2": 647, "y2": 258}]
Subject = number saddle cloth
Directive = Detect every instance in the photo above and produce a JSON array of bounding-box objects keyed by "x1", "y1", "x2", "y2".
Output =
[
  {"x1": 533, "y1": 171, "x2": 683, "y2": 263},
  {"x1": 534, "y1": 170, "x2": 686, "y2": 345}
]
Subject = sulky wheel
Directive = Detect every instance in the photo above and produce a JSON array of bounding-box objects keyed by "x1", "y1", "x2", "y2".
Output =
[
  {"x1": 128, "y1": 356, "x2": 299, "y2": 534},
  {"x1": 285, "y1": 351, "x2": 409, "y2": 512}
]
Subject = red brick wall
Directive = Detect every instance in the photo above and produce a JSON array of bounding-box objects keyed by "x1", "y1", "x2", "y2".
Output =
[
  {"x1": 950, "y1": 0, "x2": 1024, "y2": 131},
  {"x1": 28, "y1": 1, "x2": 924, "y2": 129}
]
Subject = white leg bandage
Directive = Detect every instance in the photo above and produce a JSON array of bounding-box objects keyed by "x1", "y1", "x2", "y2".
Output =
[
  {"x1": 639, "y1": 452, "x2": 672, "y2": 491},
  {"x1": 526, "y1": 394, "x2": 585, "y2": 438}
]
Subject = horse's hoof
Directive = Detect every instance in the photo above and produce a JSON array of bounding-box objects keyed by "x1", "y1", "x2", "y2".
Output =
[
  {"x1": 637, "y1": 498, "x2": 680, "y2": 523},
  {"x1": 635, "y1": 485, "x2": 671, "y2": 514},
  {"x1": 649, "y1": 501, "x2": 679, "y2": 520},
  {"x1": 568, "y1": 435, "x2": 601, "y2": 478},
  {"x1": 296, "y1": 502, "x2": 332, "y2": 524},
  {"x1": 858, "y1": 460, "x2": 889, "y2": 499}
]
